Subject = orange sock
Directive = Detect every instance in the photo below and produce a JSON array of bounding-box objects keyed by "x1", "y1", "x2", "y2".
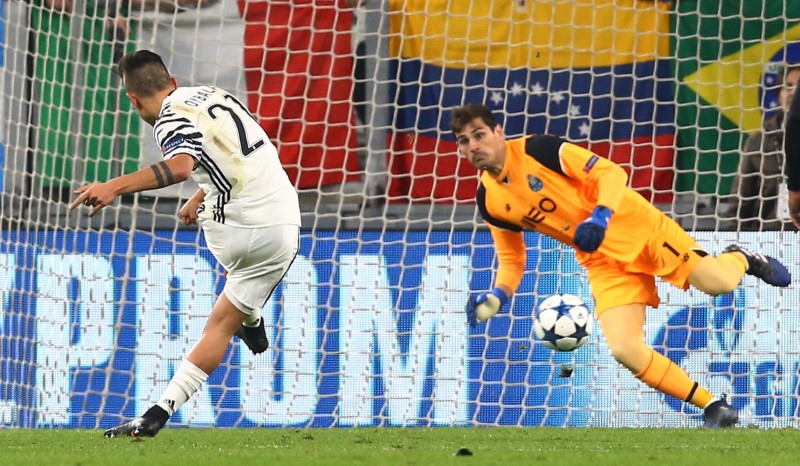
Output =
[{"x1": 634, "y1": 348, "x2": 714, "y2": 409}]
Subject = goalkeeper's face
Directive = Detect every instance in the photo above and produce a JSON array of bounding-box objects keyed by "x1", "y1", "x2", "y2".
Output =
[{"x1": 455, "y1": 118, "x2": 506, "y2": 175}]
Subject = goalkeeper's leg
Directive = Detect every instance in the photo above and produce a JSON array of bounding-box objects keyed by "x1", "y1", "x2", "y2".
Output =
[
  {"x1": 689, "y1": 247, "x2": 791, "y2": 293},
  {"x1": 104, "y1": 292, "x2": 246, "y2": 438},
  {"x1": 598, "y1": 303, "x2": 738, "y2": 428}
]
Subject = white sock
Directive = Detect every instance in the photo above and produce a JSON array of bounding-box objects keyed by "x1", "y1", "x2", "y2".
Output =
[
  {"x1": 156, "y1": 359, "x2": 208, "y2": 416},
  {"x1": 243, "y1": 310, "x2": 261, "y2": 328}
]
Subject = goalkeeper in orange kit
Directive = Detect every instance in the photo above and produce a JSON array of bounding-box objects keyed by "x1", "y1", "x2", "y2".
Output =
[{"x1": 452, "y1": 103, "x2": 792, "y2": 428}]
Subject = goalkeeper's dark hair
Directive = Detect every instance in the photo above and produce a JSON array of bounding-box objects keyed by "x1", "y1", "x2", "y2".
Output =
[
  {"x1": 450, "y1": 104, "x2": 499, "y2": 135},
  {"x1": 118, "y1": 50, "x2": 173, "y2": 98}
]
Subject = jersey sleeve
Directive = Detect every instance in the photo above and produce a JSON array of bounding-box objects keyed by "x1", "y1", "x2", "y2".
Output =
[
  {"x1": 557, "y1": 141, "x2": 628, "y2": 212},
  {"x1": 475, "y1": 181, "x2": 525, "y2": 293},
  {"x1": 524, "y1": 135, "x2": 628, "y2": 211},
  {"x1": 488, "y1": 225, "x2": 526, "y2": 293},
  {"x1": 153, "y1": 106, "x2": 202, "y2": 161}
]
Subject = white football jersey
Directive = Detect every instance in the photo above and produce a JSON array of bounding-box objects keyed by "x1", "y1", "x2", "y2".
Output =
[{"x1": 154, "y1": 86, "x2": 300, "y2": 228}]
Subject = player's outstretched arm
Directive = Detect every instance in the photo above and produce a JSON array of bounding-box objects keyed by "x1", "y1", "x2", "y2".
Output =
[
  {"x1": 466, "y1": 227, "x2": 525, "y2": 326},
  {"x1": 70, "y1": 154, "x2": 194, "y2": 217}
]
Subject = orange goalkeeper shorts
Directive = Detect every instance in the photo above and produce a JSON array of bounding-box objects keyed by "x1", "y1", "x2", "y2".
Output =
[{"x1": 583, "y1": 213, "x2": 705, "y2": 314}]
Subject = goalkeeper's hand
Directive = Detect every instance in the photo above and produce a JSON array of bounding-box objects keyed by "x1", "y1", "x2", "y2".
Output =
[
  {"x1": 466, "y1": 288, "x2": 509, "y2": 327},
  {"x1": 573, "y1": 206, "x2": 613, "y2": 253}
]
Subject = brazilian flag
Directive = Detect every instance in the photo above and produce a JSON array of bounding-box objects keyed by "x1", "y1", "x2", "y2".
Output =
[{"x1": 673, "y1": 1, "x2": 800, "y2": 195}]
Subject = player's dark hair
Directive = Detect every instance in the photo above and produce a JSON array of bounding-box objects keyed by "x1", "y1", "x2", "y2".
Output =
[
  {"x1": 117, "y1": 50, "x2": 173, "y2": 97},
  {"x1": 450, "y1": 104, "x2": 499, "y2": 135},
  {"x1": 775, "y1": 63, "x2": 800, "y2": 90}
]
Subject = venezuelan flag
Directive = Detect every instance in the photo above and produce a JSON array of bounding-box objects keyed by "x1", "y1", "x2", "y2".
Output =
[{"x1": 387, "y1": 0, "x2": 674, "y2": 203}]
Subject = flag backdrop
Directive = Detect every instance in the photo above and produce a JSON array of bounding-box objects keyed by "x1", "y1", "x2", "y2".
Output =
[
  {"x1": 32, "y1": 5, "x2": 138, "y2": 189},
  {"x1": 240, "y1": 0, "x2": 360, "y2": 190},
  {"x1": 0, "y1": 0, "x2": 5, "y2": 191},
  {"x1": 387, "y1": 0, "x2": 675, "y2": 203},
  {"x1": 673, "y1": 1, "x2": 800, "y2": 195}
]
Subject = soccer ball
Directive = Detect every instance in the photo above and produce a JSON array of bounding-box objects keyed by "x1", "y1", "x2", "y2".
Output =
[{"x1": 533, "y1": 294, "x2": 593, "y2": 351}]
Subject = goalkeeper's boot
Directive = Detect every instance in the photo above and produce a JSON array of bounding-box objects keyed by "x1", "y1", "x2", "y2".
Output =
[
  {"x1": 234, "y1": 317, "x2": 270, "y2": 355},
  {"x1": 724, "y1": 245, "x2": 791, "y2": 287},
  {"x1": 103, "y1": 405, "x2": 169, "y2": 438},
  {"x1": 703, "y1": 395, "x2": 738, "y2": 428}
]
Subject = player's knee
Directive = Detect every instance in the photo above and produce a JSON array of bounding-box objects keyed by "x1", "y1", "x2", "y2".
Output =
[{"x1": 606, "y1": 338, "x2": 649, "y2": 369}]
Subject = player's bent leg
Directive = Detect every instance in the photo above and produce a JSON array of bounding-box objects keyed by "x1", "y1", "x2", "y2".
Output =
[
  {"x1": 186, "y1": 291, "x2": 248, "y2": 374},
  {"x1": 235, "y1": 314, "x2": 270, "y2": 355},
  {"x1": 688, "y1": 254, "x2": 746, "y2": 296},
  {"x1": 105, "y1": 293, "x2": 246, "y2": 438},
  {"x1": 227, "y1": 284, "x2": 273, "y2": 355},
  {"x1": 223, "y1": 224, "x2": 299, "y2": 355},
  {"x1": 598, "y1": 304, "x2": 734, "y2": 425},
  {"x1": 597, "y1": 303, "x2": 651, "y2": 372},
  {"x1": 722, "y1": 245, "x2": 791, "y2": 287}
]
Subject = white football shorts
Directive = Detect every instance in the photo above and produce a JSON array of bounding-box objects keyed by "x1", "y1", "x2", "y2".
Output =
[{"x1": 202, "y1": 222, "x2": 300, "y2": 314}]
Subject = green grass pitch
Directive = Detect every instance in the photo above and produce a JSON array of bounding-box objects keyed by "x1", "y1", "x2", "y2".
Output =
[{"x1": 2, "y1": 427, "x2": 798, "y2": 466}]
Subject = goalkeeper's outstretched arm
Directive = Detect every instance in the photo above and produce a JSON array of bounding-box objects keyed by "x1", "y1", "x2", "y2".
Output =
[
  {"x1": 489, "y1": 226, "x2": 526, "y2": 296},
  {"x1": 467, "y1": 226, "x2": 526, "y2": 324},
  {"x1": 70, "y1": 153, "x2": 194, "y2": 217}
]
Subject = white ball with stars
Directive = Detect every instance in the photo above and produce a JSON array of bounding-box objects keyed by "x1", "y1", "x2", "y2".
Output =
[{"x1": 533, "y1": 294, "x2": 593, "y2": 352}]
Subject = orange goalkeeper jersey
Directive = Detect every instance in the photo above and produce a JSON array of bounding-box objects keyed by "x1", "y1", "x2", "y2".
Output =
[{"x1": 477, "y1": 135, "x2": 666, "y2": 292}]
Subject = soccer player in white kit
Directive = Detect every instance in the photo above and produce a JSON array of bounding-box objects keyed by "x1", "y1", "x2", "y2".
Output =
[{"x1": 69, "y1": 50, "x2": 301, "y2": 438}]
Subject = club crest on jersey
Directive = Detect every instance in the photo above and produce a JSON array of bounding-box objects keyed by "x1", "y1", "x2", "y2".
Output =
[
  {"x1": 161, "y1": 136, "x2": 185, "y2": 154},
  {"x1": 527, "y1": 175, "x2": 543, "y2": 192}
]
